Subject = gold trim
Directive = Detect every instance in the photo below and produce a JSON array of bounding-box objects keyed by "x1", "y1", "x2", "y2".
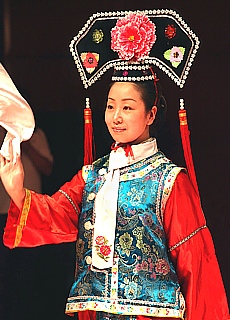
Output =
[
  {"x1": 13, "y1": 189, "x2": 31, "y2": 248},
  {"x1": 168, "y1": 225, "x2": 207, "y2": 252}
]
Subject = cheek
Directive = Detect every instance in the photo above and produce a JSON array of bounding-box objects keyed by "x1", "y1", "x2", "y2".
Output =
[
  {"x1": 133, "y1": 114, "x2": 149, "y2": 128},
  {"x1": 104, "y1": 112, "x2": 109, "y2": 125}
]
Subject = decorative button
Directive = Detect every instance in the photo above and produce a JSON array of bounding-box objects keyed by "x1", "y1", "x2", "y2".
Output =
[
  {"x1": 84, "y1": 221, "x2": 94, "y2": 230},
  {"x1": 86, "y1": 256, "x2": 92, "y2": 264},
  {"x1": 87, "y1": 192, "x2": 96, "y2": 201},
  {"x1": 98, "y1": 168, "x2": 107, "y2": 176}
]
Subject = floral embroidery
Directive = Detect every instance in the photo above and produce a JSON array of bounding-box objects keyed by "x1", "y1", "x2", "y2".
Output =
[
  {"x1": 155, "y1": 258, "x2": 170, "y2": 275},
  {"x1": 142, "y1": 213, "x2": 153, "y2": 226},
  {"x1": 126, "y1": 187, "x2": 143, "y2": 204},
  {"x1": 121, "y1": 277, "x2": 141, "y2": 300},
  {"x1": 165, "y1": 24, "x2": 177, "y2": 39},
  {"x1": 94, "y1": 236, "x2": 112, "y2": 262},
  {"x1": 164, "y1": 46, "x2": 185, "y2": 68},
  {"x1": 80, "y1": 52, "x2": 99, "y2": 74},
  {"x1": 133, "y1": 226, "x2": 151, "y2": 255},
  {"x1": 119, "y1": 232, "x2": 133, "y2": 256},
  {"x1": 92, "y1": 29, "x2": 104, "y2": 44},
  {"x1": 124, "y1": 280, "x2": 138, "y2": 299},
  {"x1": 111, "y1": 12, "x2": 156, "y2": 61},
  {"x1": 76, "y1": 238, "x2": 85, "y2": 261},
  {"x1": 134, "y1": 257, "x2": 157, "y2": 279}
]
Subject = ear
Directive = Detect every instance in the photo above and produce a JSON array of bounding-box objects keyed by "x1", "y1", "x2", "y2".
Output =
[{"x1": 147, "y1": 106, "x2": 157, "y2": 125}]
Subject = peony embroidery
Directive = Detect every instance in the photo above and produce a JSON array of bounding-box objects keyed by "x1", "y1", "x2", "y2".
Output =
[
  {"x1": 164, "y1": 46, "x2": 185, "y2": 68},
  {"x1": 119, "y1": 232, "x2": 133, "y2": 256},
  {"x1": 155, "y1": 258, "x2": 170, "y2": 275},
  {"x1": 111, "y1": 12, "x2": 157, "y2": 61},
  {"x1": 165, "y1": 24, "x2": 177, "y2": 39},
  {"x1": 80, "y1": 52, "x2": 99, "y2": 74},
  {"x1": 94, "y1": 235, "x2": 112, "y2": 261}
]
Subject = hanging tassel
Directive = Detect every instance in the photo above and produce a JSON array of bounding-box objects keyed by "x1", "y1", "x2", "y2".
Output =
[
  {"x1": 178, "y1": 99, "x2": 200, "y2": 197},
  {"x1": 84, "y1": 97, "x2": 95, "y2": 165}
]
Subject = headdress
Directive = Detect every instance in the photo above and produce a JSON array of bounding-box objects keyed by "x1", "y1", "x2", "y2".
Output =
[
  {"x1": 70, "y1": 9, "x2": 199, "y2": 89},
  {"x1": 70, "y1": 9, "x2": 200, "y2": 196}
]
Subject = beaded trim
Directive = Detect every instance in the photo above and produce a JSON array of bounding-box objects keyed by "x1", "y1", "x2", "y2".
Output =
[
  {"x1": 168, "y1": 225, "x2": 207, "y2": 252},
  {"x1": 69, "y1": 9, "x2": 200, "y2": 89},
  {"x1": 58, "y1": 189, "x2": 79, "y2": 215},
  {"x1": 114, "y1": 64, "x2": 152, "y2": 71},
  {"x1": 111, "y1": 74, "x2": 155, "y2": 82}
]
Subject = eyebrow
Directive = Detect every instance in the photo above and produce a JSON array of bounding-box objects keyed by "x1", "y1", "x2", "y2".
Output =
[{"x1": 108, "y1": 97, "x2": 137, "y2": 102}]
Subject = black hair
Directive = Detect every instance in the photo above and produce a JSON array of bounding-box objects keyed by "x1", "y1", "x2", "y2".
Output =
[{"x1": 131, "y1": 81, "x2": 167, "y2": 138}]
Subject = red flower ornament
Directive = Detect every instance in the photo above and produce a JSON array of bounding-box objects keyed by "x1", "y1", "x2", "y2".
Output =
[
  {"x1": 95, "y1": 235, "x2": 105, "y2": 245},
  {"x1": 81, "y1": 52, "x2": 99, "y2": 74},
  {"x1": 165, "y1": 24, "x2": 177, "y2": 39},
  {"x1": 100, "y1": 245, "x2": 111, "y2": 257},
  {"x1": 94, "y1": 235, "x2": 112, "y2": 262},
  {"x1": 111, "y1": 12, "x2": 157, "y2": 62}
]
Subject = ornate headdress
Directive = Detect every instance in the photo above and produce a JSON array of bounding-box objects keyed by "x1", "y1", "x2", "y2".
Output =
[
  {"x1": 70, "y1": 9, "x2": 199, "y2": 89},
  {"x1": 70, "y1": 9, "x2": 200, "y2": 195}
]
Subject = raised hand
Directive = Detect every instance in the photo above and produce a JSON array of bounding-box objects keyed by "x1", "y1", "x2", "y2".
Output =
[{"x1": 0, "y1": 139, "x2": 25, "y2": 209}]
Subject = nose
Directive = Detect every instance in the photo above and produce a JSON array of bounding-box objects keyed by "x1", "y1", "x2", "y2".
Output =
[{"x1": 113, "y1": 109, "x2": 122, "y2": 124}]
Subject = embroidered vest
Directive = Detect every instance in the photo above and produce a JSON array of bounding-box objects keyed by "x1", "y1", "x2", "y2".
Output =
[{"x1": 66, "y1": 151, "x2": 185, "y2": 319}]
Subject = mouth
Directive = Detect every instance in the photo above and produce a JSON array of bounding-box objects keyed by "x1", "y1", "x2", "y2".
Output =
[{"x1": 112, "y1": 127, "x2": 126, "y2": 133}]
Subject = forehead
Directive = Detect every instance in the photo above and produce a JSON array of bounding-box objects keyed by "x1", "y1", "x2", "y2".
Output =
[{"x1": 108, "y1": 82, "x2": 142, "y2": 100}]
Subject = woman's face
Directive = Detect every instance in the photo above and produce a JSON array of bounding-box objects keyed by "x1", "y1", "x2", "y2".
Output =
[{"x1": 105, "y1": 82, "x2": 157, "y2": 144}]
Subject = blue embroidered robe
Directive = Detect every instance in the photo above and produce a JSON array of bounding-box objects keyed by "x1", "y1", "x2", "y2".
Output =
[{"x1": 66, "y1": 151, "x2": 185, "y2": 318}]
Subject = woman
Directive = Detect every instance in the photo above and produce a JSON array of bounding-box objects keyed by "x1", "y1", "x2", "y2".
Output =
[{"x1": 0, "y1": 78, "x2": 229, "y2": 319}]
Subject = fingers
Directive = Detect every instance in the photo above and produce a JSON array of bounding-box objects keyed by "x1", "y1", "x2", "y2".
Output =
[
  {"x1": 0, "y1": 149, "x2": 15, "y2": 174},
  {"x1": 8, "y1": 138, "x2": 13, "y2": 163},
  {"x1": 0, "y1": 153, "x2": 7, "y2": 174}
]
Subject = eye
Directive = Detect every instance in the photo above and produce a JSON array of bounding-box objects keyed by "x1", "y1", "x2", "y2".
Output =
[
  {"x1": 106, "y1": 104, "x2": 114, "y2": 110},
  {"x1": 123, "y1": 105, "x2": 132, "y2": 111}
]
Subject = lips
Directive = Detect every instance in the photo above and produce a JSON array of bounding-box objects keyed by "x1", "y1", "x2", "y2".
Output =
[{"x1": 112, "y1": 127, "x2": 126, "y2": 132}]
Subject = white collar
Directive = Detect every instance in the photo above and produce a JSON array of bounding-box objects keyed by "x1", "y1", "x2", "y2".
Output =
[{"x1": 92, "y1": 138, "x2": 158, "y2": 269}]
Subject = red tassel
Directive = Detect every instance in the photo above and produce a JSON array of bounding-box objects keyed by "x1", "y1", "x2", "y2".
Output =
[
  {"x1": 179, "y1": 99, "x2": 199, "y2": 197},
  {"x1": 83, "y1": 98, "x2": 95, "y2": 165}
]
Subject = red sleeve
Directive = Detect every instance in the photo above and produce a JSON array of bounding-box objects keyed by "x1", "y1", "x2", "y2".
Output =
[
  {"x1": 3, "y1": 170, "x2": 85, "y2": 249},
  {"x1": 164, "y1": 171, "x2": 229, "y2": 320}
]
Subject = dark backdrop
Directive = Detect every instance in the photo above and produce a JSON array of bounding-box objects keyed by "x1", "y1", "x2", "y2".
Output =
[{"x1": 0, "y1": 1, "x2": 229, "y2": 319}]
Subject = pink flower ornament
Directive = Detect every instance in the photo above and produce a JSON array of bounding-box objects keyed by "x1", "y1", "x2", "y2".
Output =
[
  {"x1": 164, "y1": 46, "x2": 185, "y2": 68},
  {"x1": 111, "y1": 12, "x2": 157, "y2": 62}
]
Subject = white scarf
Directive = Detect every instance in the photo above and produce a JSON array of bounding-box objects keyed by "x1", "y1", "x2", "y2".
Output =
[
  {"x1": 92, "y1": 138, "x2": 158, "y2": 269},
  {"x1": 0, "y1": 64, "x2": 35, "y2": 162}
]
